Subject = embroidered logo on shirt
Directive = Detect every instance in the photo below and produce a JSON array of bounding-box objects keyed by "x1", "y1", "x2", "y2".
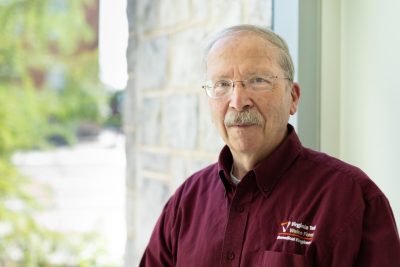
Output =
[{"x1": 277, "y1": 221, "x2": 316, "y2": 245}]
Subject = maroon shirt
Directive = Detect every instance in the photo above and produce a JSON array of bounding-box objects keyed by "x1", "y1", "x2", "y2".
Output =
[{"x1": 139, "y1": 125, "x2": 400, "y2": 266}]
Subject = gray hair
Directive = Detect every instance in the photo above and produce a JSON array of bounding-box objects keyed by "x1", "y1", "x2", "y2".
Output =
[{"x1": 204, "y1": 24, "x2": 294, "y2": 82}]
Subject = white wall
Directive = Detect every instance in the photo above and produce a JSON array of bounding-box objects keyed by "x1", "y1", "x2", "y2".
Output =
[
  {"x1": 319, "y1": 0, "x2": 400, "y2": 224},
  {"x1": 340, "y1": 0, "x2": 400, "y2": 224}
]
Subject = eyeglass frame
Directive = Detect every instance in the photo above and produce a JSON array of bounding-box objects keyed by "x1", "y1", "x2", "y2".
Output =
[{"x1": 202, "y1": 75, "x2": 292, "y2": 98}]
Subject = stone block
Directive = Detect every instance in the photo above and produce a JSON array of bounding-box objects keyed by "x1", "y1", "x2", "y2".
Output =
[
  {"x1": 246, "y1": 0, "x2": 272, "y2": 26},
  {"x1": 125, "y1": 136, "x2": 137, "y2": 188},
  {"x1": 137, "y1": 178, "x2": 170, "y2": 252},
  {"x1": 191, "y1": 0, "x2": 210, "y2": 21},
  {"x1": 170, "y1": 156, "x2": 188, "y2": 191},
  {"x1": 159, "y1": 0, "x2": 190, "y2": 28},
  {"x1": 136, "y1": 0, "x2": 159, "y2": 33},
  {"x1": 126, "y1": 0, "x2": 138, "y2": 32},
  {"x1": 171, "y1": 156, "x2": 216, "y2": 194},
  {"x1": 136, "y1": 37, "x2": 168, "y2": 90},
  {"x1": 126, "y1": 36, "x2": 138, "y2": 72},
  {"x1": 209, "y1": 0, "x2": 243, "y2": 27},
  {"x1": 187, "y1": 158, "x2": 215, "y2": 177},
  {"x1": 141, "y1": 98, "x2": 162, "y2": 146},
  {"x1": 126, "y1": 189, "x2": 137, "y2": 262},
  {"x1": 141, "y1": 152, "x2": 170, "y2": 173},
  {"x1": 124, "y1": 238, "x2": 139, "y2": 267},
  {"x1": 170, "y1": 28, "x2": 208, "y2": 88},
  {"x1": 163, "y1": 94, "x2": 198, "y2": 149},
  {"x1": 123, "y1": 78, "x2": 137, "y2": 128}
]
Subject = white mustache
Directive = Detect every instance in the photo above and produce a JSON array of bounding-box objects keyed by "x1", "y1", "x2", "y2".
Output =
[{"x1": 224, "y1": 109, "x2": 264, "y2": 127}]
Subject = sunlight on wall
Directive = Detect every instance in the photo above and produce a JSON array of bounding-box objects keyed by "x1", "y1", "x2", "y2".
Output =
[{"x1": 341, "y1": 0, "x2": 400, "y2": 224}]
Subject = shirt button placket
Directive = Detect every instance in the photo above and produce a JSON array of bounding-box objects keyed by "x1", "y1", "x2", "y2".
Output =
[
  {"x1": 236, "y1": 206, "x2": 244, "y2": 213},
  {"x1": 220, "y1": 183, "x2": 254, "y2": 267}
]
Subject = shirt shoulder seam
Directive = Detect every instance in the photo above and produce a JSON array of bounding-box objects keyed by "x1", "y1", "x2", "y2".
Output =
[{"x1": 299, "y1": 148, "x2": 383, "y2": 201}]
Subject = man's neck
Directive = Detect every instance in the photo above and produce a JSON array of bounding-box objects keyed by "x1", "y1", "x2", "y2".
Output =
[
  {"x1": 230, "y1": 128, "x2": 289, "y2": 179},
  {"x1": 231, "y1": 153, "x2": 259, "y2": 179}
]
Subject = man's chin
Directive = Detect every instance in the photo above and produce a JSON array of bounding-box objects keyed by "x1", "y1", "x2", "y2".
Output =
[{"x1": 228, "y1": 139, "x2": 261, "y2": 155}]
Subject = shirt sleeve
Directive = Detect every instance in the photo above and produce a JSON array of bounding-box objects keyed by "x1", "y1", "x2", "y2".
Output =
[
  {"x1": 139, "y1": 197, "x2": 175, "y2": 267},
  {"x1": 354, "y1": 195, "x2": 400, "y2": 266},
  {"x1": 325, "y1": 195, "x2": 400, "y2": 266}
]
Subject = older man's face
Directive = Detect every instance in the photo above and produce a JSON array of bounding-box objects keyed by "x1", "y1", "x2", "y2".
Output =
[{"x1": 206, "y1": 33, "x2": 299, "y2": 162}]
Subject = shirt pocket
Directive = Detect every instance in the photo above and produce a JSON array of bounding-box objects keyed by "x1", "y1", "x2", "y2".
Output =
[{"x1": 258, "y1": 250, "x2": 310, "y2": 267}]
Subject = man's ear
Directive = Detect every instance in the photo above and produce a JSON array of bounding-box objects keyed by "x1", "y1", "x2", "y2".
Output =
[{"x1": 289, "y1": 82, "x2": 300, "y2": 115}]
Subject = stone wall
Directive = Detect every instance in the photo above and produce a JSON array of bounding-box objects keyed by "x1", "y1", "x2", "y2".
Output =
[{"x1": 124, "y1": 0, "x2": 272, "y2": 265}]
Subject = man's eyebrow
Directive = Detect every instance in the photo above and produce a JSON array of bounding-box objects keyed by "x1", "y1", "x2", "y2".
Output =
[
  {"x1": 209, "y1": 70, "x2": 276, "y2": 80},
  {"x1": 210, "y1": 74, "x2": 232, "y2": 81},
  {"x1": 245, "y1": 70, "x2": 275, "y2": 76}
]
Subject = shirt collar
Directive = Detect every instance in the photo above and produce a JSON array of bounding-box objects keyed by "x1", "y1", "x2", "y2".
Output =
[
  {"x1": 218, "y1": 146, "x2": 235, "y2": 191},
  {"x1": 218, "y1": 124, "x2": 302, "y2": 197}
]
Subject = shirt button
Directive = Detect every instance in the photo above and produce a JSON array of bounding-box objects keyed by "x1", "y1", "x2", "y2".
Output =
[{"x1": 227, "y1": 251, "x2": 235, "y2": 261}]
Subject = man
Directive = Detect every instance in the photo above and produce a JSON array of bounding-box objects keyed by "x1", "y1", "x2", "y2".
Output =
[{"x1": 139, "y1": 25, "x2": 400, "y2": 266}]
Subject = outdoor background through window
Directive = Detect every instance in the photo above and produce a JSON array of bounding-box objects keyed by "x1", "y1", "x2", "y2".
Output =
[{"x1": 1, "y1": 0, "x2": 127, "y2": 266}]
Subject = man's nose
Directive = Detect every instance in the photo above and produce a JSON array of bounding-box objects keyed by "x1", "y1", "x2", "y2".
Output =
[{"x1": 228, "y1": 81, "x2": 253, "y2": 111}]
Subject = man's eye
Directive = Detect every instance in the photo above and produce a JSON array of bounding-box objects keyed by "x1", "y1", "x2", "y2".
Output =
[
  {"x1": 251, "y1": 77, "x2": 272, "y2": 84},
  {"x1": 214, "y1": 81, "x2": 231, "y2": 88}
]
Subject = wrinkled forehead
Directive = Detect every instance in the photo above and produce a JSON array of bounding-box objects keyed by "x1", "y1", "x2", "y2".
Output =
[
  {"x1": 206, "y1": 33, "x2": 282, "y2": 78},
  {"x1": 207, "y1": 32, "x2": 277, "y2": 55}
]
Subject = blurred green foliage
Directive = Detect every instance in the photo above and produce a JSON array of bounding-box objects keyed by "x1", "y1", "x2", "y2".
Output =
[
  {"x1": 0, "y1": 0, "x2": 118, "y2": 266},
  {"x1": 0, "y1": 0, "x2": 107, "y2": 154},
  {"x1": 0, "y1": 85, "x2": 46, "y2": 157}
]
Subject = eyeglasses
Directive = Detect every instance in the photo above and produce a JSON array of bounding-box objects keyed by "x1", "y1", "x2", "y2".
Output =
[{"x1": 202, "y1": 75, "x2": 291, "y2": 98}]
